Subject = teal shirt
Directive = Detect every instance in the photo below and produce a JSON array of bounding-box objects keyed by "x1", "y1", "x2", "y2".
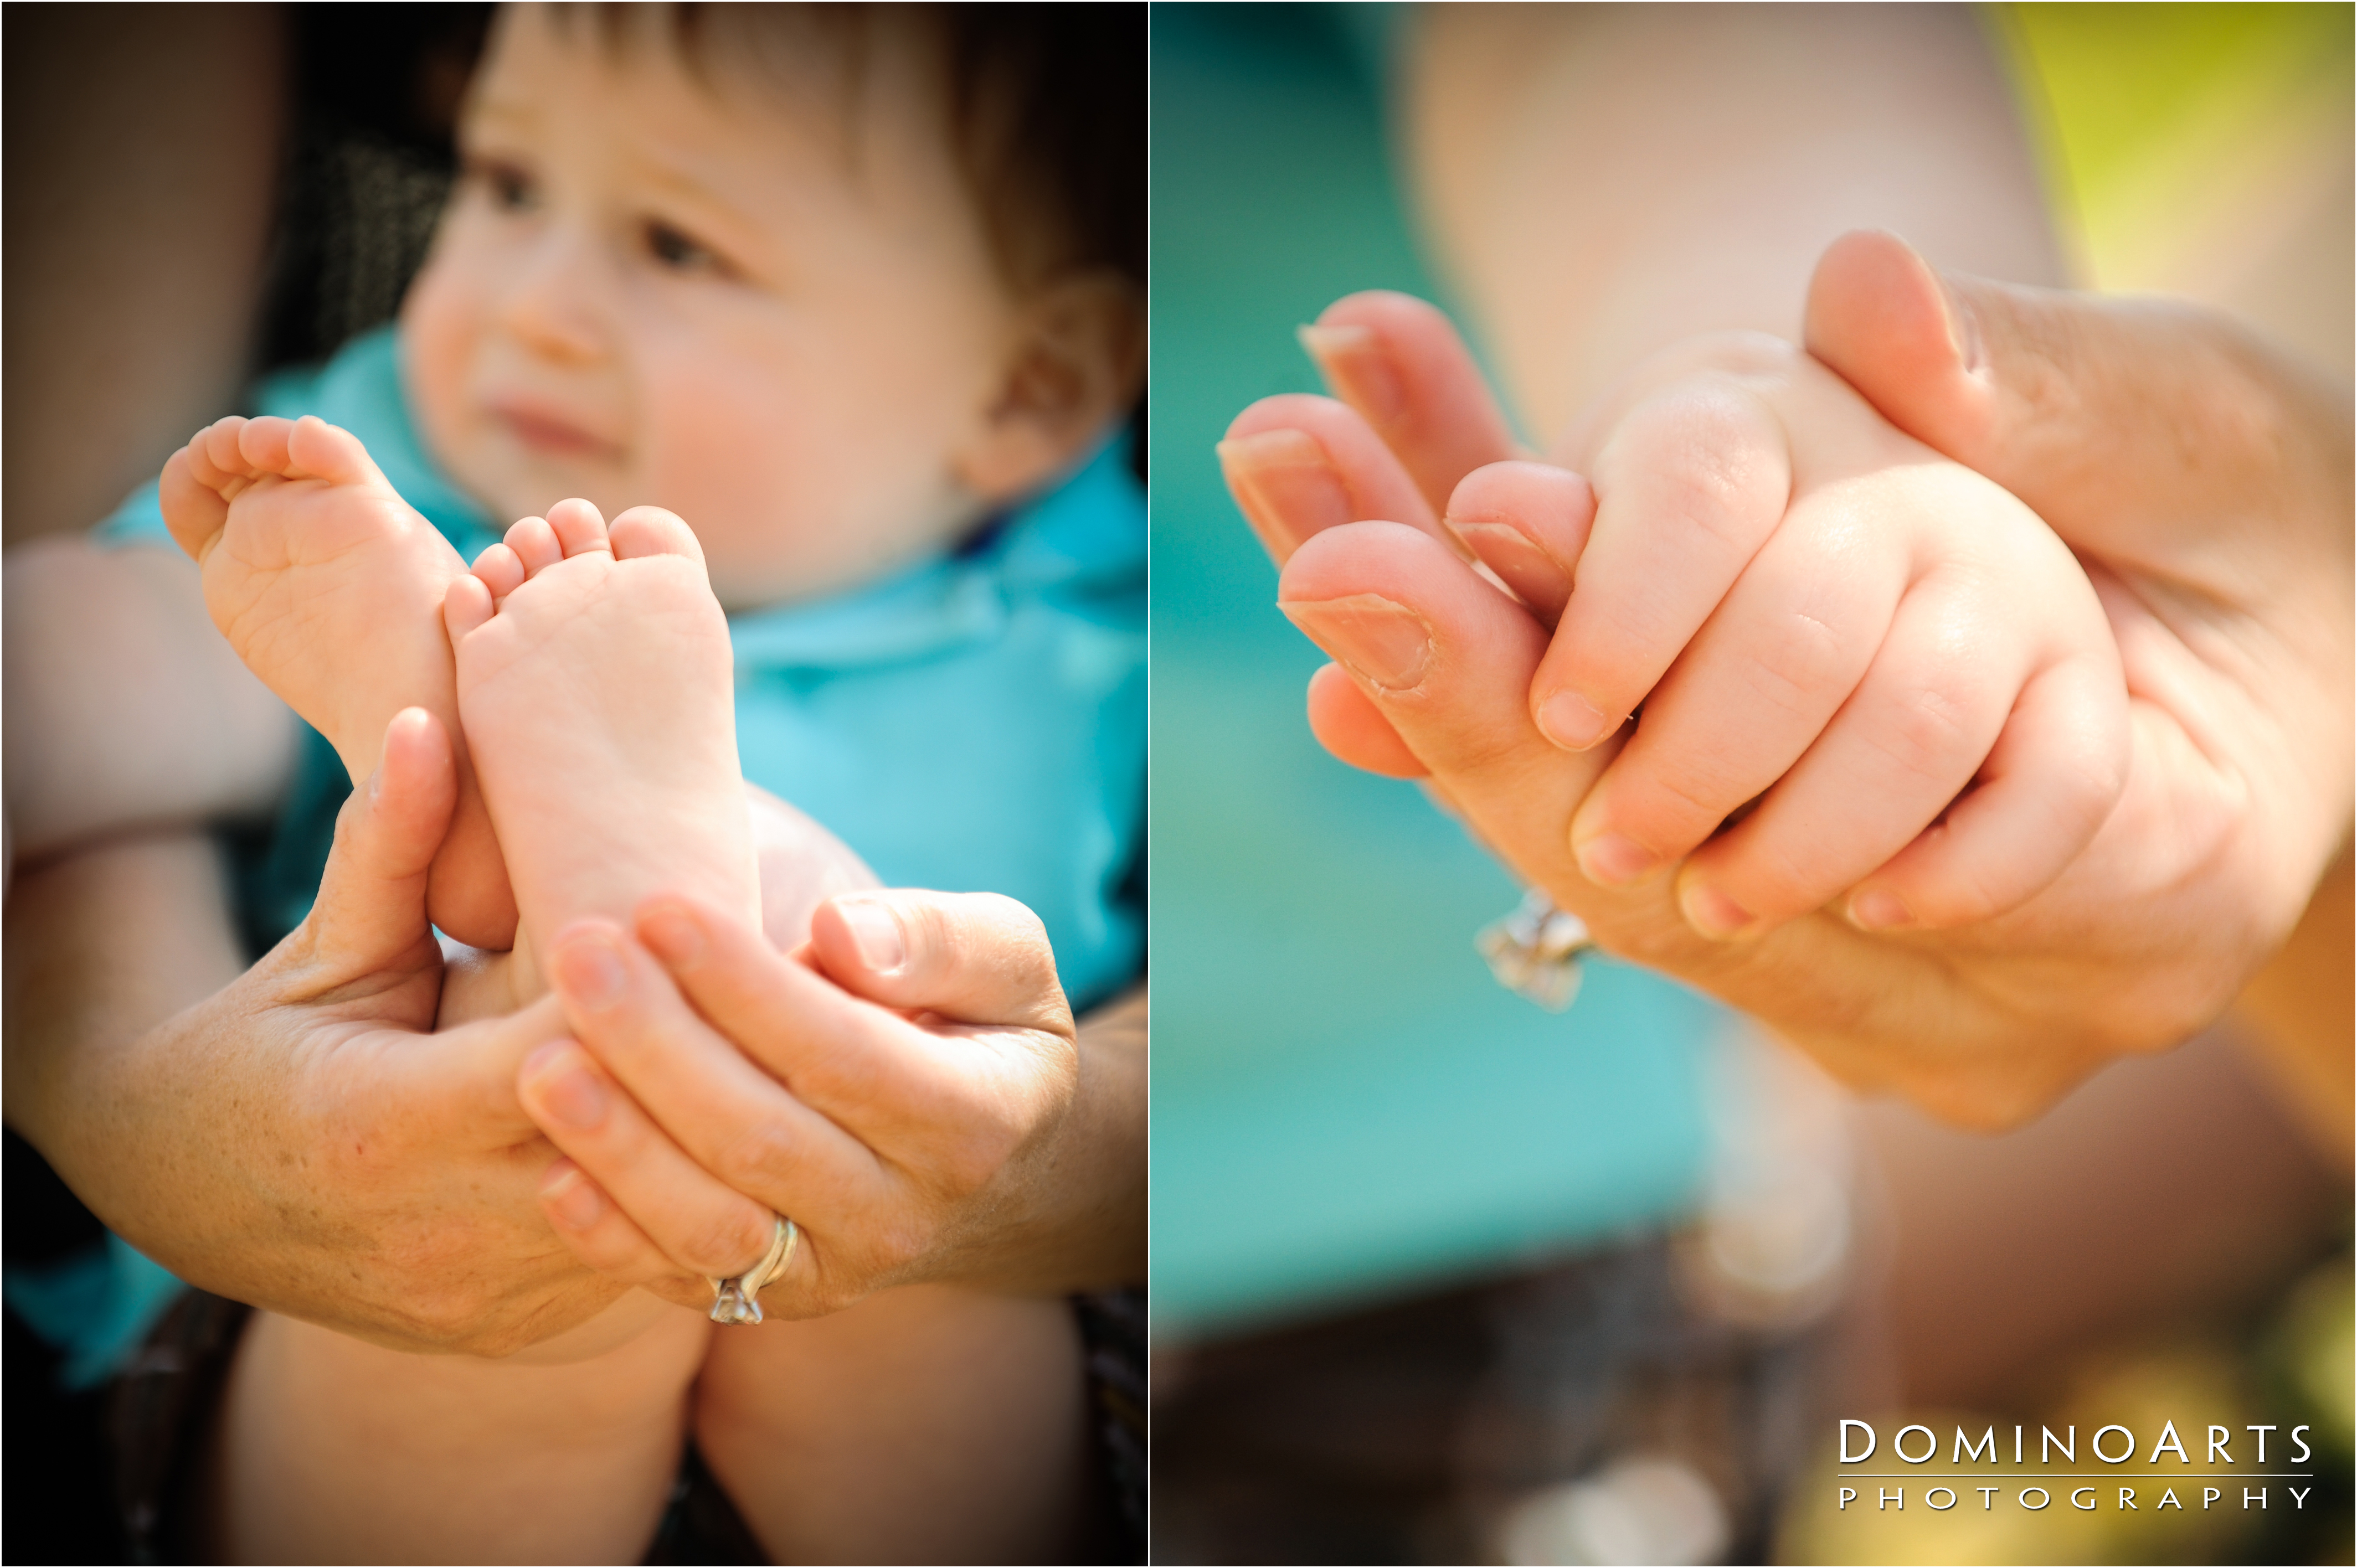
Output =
[{"x1": 99, "y1": 326, "x2": 1146, "y2": 1012}]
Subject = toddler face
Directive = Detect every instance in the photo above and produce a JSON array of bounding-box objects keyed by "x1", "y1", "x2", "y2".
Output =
[{"x1": 403, "y1": 5, "x2": 1022, "y2": 610}]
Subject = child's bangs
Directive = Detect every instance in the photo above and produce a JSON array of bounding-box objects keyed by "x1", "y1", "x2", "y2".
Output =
[{"x1": 543, "y1": 3, "x2": 1144, "y2": 296}]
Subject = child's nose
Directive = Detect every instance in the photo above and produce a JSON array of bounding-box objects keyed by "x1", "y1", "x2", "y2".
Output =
[{"x1": 497, "y1": 224, "x2": 615, "y2": 364}]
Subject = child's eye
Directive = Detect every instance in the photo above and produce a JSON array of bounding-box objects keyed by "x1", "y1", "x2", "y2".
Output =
[
  {"x1": 644, "y1": 220, "x2": 725, "y2": 277},
  {"x1": 470, "y1": 159, "x2": 537, "y2": 214}
]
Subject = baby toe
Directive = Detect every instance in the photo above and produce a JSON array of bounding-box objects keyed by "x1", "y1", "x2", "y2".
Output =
[
  {"x1": 281, "y1": 415, "x2": 375, "y2": 486},
  {"x1": 235, "y1": 415, "x2": 299, "y2": 477},
  {"x1": 505, "y1": 515, "x2": 564, "y2": 576},
  {"x1": 199, "y1": 416, "x2": 258, "y2": 481},
  {"x1": 444, "y1": 573, "x2": 497, "y2": 642},
  {"x1": 608, "y1": 506, "x2": 704, "y2": 565},
  {"x1": 472, "y1": 541, "x2": 527, "y2": 603},
  {"x1": 545, "y1": 498, "x2": 613, "y2": 559},
  {"x1": 158, "y1": 448, "x2": 231, "y2": 558}
]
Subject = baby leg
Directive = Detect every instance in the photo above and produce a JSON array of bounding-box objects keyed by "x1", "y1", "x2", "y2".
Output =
[
  {"x1": 214, "y1": 1301, "x2": 710, "y2": 1563},
  {"x1": 215, "y1": 501, "x2": 765, "y2": 1561},
  {"x1": 159, "y1": 414, "x2": 516, "y2": 947},
  {"x1": 693, "y1": 1288, "x2": 1093, "y2": 1563}
]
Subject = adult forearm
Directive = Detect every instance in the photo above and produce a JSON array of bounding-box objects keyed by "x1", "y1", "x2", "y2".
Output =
[
  {"x1": 3, "y1": 829, "x2": 249, "y2": 1211},
  {"x1": 1402, "y1": 3, "x2": 2062, "y2": 439}
]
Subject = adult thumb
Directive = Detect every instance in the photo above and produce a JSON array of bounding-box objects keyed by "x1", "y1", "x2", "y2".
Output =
[
  {"x1": 1803, "y1": 229, "x2": 2349, "y2": 565},
  {"x1": 301, "y1": 706, "x2": 458, "y2": 979}
]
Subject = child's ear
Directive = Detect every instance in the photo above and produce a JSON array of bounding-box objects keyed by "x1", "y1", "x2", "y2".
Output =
[{"x1": 954, "y1": 272, "x2": 1145, "y2": 503}]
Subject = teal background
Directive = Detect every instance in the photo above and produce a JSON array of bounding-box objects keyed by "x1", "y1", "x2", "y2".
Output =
[{"x1": 1147, "y1": 4, "x2": 1725, "y2": 1340}]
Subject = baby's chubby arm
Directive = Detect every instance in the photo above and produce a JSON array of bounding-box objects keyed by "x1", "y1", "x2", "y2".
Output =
[
  {"x1": 1446, "y1": 331, "x2": 2129, "y2": 937},
  {"x1": 4, "y1": 535, "x2": 296, "y2": 866}
]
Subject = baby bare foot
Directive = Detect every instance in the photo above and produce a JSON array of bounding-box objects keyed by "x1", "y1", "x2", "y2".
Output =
[
  {"x1": 447, "y1": 499, "x2": 759, "y2": 997},
  {"x1": 159, "y1": 415, "x2": 518, "y2": 947}
]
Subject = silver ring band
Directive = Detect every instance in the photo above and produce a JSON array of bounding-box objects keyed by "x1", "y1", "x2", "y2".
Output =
[{"x1": 708, "y1": 1215, "x2": 797, "y2": 1325}]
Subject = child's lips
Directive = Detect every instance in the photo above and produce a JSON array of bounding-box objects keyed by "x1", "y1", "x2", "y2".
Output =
[{"x1": 491, "y1": 402, "x2": 621, "y2": 461}]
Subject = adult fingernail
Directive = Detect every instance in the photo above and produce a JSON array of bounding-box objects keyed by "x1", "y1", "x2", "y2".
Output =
[
  {"x1": 1681, "y1": 881, "x2": 1756, "y2": 939},
  {"x1": 638, "y1": 901, "x2": 706, "y2": 968},
  {"x1": 554, "y1": 932, "x2": 628, "y2": 1011},
  {"x1": 1279, "y1": 595, "x2": 1430, "y2": 691},
  {"x1": 533, "y1": 1058, "x2": 610, "y2": 1131},
  {"x1": 1576, "y1": 832, "x2": 1660, "y2": 888},
  {"x1": 837, "y1": 896, "x2": 907, "y2": 974},
  {"x1": 1849, "y1": 889, "x2": 1915, "y2": 931},
  {"x1": 1218, "y1": 430, "x2": 1349, "y2": 557},
  {"x1": 1535, "y1": 688, "x2": 1614, "y2": 751},
  {"x1": 1297, "y1": 323, "x2": 1404, "y2": 426},
  {"x1": 1450, "y1": 521, "x2": 1573, "y2": 611},
  {"x1": 543, "y1": 1165, "x2": 608, "y2": 1229}
]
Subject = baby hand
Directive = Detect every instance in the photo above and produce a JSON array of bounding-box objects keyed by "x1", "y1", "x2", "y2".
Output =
[{"x1": 1448, "y1": 332, "x2": 2128, "y2": 936}]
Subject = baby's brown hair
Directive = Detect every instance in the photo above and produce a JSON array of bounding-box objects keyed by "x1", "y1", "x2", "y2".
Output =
[{"x1": 569, "y1": 3, "x2": 1144, "y2": 297}]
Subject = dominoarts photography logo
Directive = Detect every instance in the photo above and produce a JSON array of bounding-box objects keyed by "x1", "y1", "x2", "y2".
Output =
[
  {"x1": 1782, "y1": 1403, "x2": 2348, "y2": 1565},
  {"x1": 1830, "y1": 1416, "x2": 2320, "y2": 1515}
]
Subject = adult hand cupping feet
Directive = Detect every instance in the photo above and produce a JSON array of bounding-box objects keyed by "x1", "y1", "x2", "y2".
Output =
[
  {"x1": 517, "y1": 888, "x2": 1089, "y2": 1314},
  {"x1": 1223, "y1": 234, "x2": 2353, "y2": 1127},
  {"x1": 23, "y1": 705, "x2": 615, "y2": 1355}
]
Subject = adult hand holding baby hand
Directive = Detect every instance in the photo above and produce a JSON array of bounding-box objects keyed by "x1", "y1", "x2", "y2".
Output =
[
  {"x1": 519, "y1": 887, "x2": 1135, "y2": 1316},
  {"x1": 1227, "y1": 234, "x2": 2352, "y2": 1126}
]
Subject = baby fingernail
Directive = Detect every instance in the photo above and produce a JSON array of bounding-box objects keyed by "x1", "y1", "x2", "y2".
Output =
[
  {"x1": 1536, "y1": 689, "x2": 1614, "y2": 751},
  {"x1": 1450, "y1": 521, "x2": 1573, "y2": 610},
  {"x1": 1217, "y1": 429, "x2": 1348, "y2": 556},
  {"x1": 554, "y1": 933, "x2": 628, "y2": 1010},
  {"x1": 543, "y1": 1166, "x2": 608, "y2": 1228},
  {"x1": 837, "y1": 897, "x2": 907, "y2": 973},
  {"x1": 1850, "y1": 889, "x2": 1915, "y2": 931},
  {"x1": 1681, "y1": 882, "x2": 1756, "y2": 938},
  {"x1": 1279, "y1": 595, "x2": 1432, "y2": 691},
  {"x1": 536, "y1": 1061, "x2": 609, "y2": 1131},
  {"x1": 1577, "y1": 832, "x2": 1660, "y2": 887},
  {"x1": 1297, "y1": 323, "x2": 1404, "y2": 426}
]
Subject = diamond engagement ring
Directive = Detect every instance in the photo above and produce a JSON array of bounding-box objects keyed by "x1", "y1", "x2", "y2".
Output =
[
  {"x1": 1476, "y1": 889, "x2": 1596, "y2": 1012},
  {"x1": 709, "y1": 1215, "x2": 797, "y2": 1325}
]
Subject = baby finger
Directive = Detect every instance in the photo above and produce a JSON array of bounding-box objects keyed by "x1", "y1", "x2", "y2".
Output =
[
  {"x1": 1533, "y1": 376, "x2": 1792, "y2": 752},
  {"x1": 1444, "y1": 461, "x2": 1597, "y2": 627},
  {"x1": 1677, "y1": 576, "x2": 2020, "y2": 936},
  {"x1": 1846, "y1": 651, "x2": 2127, "y2": 930}
]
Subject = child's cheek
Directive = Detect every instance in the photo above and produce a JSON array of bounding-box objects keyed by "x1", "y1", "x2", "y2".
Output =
[
  {"x1": 640, "y1": 362, "x2": 819, "y2": 565},
  {"x1": 397, "y1": 254, "x2": 482, "y2": 474},
  {"x1": 632, "y1": 359, "x2": 927, "y2": 605}
]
